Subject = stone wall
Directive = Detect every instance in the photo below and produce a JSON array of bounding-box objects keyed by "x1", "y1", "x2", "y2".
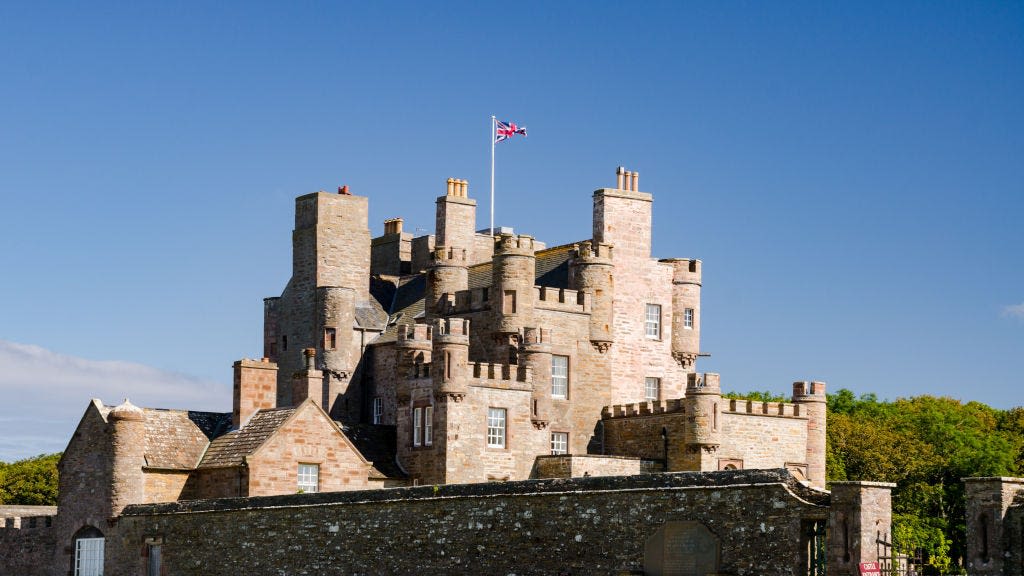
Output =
[
  {"x1": 964, "y1": 476, "x2": 1024, "y2": 575},
  {"x1": 106, "y1": 469, "x2": 829, "y2": 576},
  {"x1": 533, "y1": 454, "x2": 655, "y2": 478}
]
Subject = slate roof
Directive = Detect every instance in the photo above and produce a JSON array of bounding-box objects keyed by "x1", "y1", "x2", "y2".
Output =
[
  {"x1": 141, "y1": 408, "x2": 231, "y2": 470},
  {"x1": 197, "y1": 408, "x2": 296, "y2": 468},
  {"x1": 342, "y1": 424, "x2": 406, "y2": 480}
]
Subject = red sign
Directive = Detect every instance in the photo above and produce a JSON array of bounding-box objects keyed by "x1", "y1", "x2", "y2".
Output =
[{"x1": 859, "y1": 562, "x2": 882, "y2": 576}]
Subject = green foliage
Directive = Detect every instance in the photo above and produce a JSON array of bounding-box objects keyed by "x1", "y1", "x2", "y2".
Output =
[
  {"x1": 825, "y1": 390, "x2": 1023, "y2": 571},
  {"x1": 721, "y1": 390, "x2": 788, "y2": 403},
  {"x1": 0, "y1": 453, "x2": 61, "y2": 506}
]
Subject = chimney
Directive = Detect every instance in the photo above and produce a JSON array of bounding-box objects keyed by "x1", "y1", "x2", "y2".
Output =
[
  {"x1": 384, "y1": 217, "x2": 404, "y2": 235},
  {"x1": 233, "y1": 357, "x2": 278, "y2": 428},
  {"x1": 291, "y1": 348, "x2": 324, "y2": 408},
  {"x1": 338, "y1": 185, "x2": 350, "y2": 195}
]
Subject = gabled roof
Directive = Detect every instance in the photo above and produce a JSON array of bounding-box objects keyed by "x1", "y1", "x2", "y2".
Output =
[{"x1": 197, "y1": 407, "x2": 295, "y2": 468}]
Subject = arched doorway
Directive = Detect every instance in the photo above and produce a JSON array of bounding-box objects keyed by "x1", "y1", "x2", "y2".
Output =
[{"x1": 72, "y1": 525, "x2": 104, "y2": 576}]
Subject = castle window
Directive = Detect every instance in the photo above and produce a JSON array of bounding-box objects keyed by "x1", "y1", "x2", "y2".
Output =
[
  {"x1": 372, "y1": 397, "x2": 383, "y2": 424},
  {"x1": 297, "y1": 463, "x2": 319, "y2": 493},
  {"x1": 645, "y1": 377, "x2": 661, "y2": 401},
  {"x1": 147, "y1": 543, "x2": 162, "y2": 576},
  {"x1": 551, "y1": 355, "x2": 569, "y2": 399},
  {"x1": 487, "y1": 407, "x2": 507, "y2": 448},
  {"x1": 551, "y1": 432, "x2": 568, "y2": 455},
  {"x1": 684, "y1": 307, "x2": 694, "y2": 329},
  {"x1": 413, "y1": 407, "x2": 423, "y2": 446},
  {"x1": 324, "y1": 327, "x2": 337, "y2": 350},
  {"x1": 645, "y1": 304, "x2": 662, "y2": 338},
  {"x1": 73, "y1": 526, "x2": 104, "y2": 576},
  {"x1": 282, "y1": 334, "x2": 288, "y2": 351},
  {"x1": 503, "y1": 290, "x2": 517, "y2": 314},
  {"x1": 424, "y1": 406, "x2": 433, "y2": 446}
]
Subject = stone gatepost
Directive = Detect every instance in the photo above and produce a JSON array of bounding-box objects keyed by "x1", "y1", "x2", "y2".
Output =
[
  {"x1": 827, "y1": 481, "x2": 895, "y2": 576},
  {"x1": 963, "y1": 477, "x2": 1024, "y2": 575}
]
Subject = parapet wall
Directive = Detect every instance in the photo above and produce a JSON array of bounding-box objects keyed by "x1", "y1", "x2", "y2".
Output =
[{"x1": 105, "y1": 469, "x2": 828, "y2": 576}]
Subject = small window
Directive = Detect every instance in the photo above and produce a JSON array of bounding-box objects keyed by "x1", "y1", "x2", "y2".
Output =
[
  {"x1": 644, "y1": 377, "x2": 660, "y2": 401},
  {"x1": 282, "y1": 334, "x2": 288, "y2": 351},
  {"x1": 424, "y1": 406, "x2": 433, "y2": 446},
  {"x1": 297, "y1": 463, "x2": 319, "y2": 493},
  {"x1": 503, "y1": 290, "x2": 517, "y2": 314},
  {"x1": 372, "y1": 397, "x2": 383, "y2": 424},
  {"x1": 551, "y1": 355, "x2": 569, "y2": 399},
  {"x1": 684, "y1": 307, "x2": 694, "y2": 329},
  {"x1": 550, "y1": 432, "x2": 568, "y2": 455},
  {"x1": 74, "y1": 533, "x2": 104, "y2": 576},
  {"x1": 645, "y1": 304, "x2": 662, "y2": 339},
  {"x1": 487, "y1": 407, "x2": 507, "y2": 448},
  {"x1": 413, "y1": 407, "x2": 423, "y2": 447},
  {"x1": 324, "y1": 327, "x2": 337, "y2": 350}
]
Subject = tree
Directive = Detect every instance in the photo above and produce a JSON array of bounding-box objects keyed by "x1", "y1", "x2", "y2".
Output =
[{"x1": 0, "y1": 453, "x2": 61, "y2": 506}]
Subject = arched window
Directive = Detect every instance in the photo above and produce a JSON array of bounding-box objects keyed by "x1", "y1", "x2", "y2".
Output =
[{"x1": 72, "y1": 525, "x2": 104, "y2": 576}]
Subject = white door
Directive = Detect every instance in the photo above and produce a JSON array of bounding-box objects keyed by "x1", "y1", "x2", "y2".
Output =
[{"x1": 75, "y1": 537, "x2": 104, "y2": 576}]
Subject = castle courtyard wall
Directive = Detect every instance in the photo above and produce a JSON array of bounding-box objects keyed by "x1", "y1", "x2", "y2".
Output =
[{"x1": 106, "y1": 469, "x2": 829, "y2": 576}]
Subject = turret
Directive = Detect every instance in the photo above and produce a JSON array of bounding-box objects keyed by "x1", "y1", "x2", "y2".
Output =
[
  {"x1": 108, "y1": 399, "x2": 145, "y2": 515},
  {"x1": 521, "y1": 326, "x2": 553, "y2": 427},
  {"x1": 396, "y1": 323, "x2": 433, "y2": 379},
  {"x1": 569, "y1": 240, "x2": 614, "y2": 352},
  {"x1": 433, "y1": 317, "x2": 470, "y2": 400},
  {"x1": 793, "y1": 381, "x2": 827, "y2": 488},
  {"x1": 683, "y1": 373, "x2": 721, "y2": 471},
  {"x1": 316, "y1": 285, "x2": 357, "y2": 417},
  {"x1": 425, "y1": 246, "x2": 468, "y2": 318},
  {"x1": 667, "y1": 258, "x2": 702, "y2": 369},
  {"x1": 492, "y1": 234, "x2": 536, "y2": 335}
]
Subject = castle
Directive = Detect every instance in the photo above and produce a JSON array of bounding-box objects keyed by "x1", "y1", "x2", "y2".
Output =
[
  {"x1": 1, "y1": 167, "x2": 847, "y2": 575},
  {"x1": 4, "y1": 166, "x2": 1021, "y2": 575}
]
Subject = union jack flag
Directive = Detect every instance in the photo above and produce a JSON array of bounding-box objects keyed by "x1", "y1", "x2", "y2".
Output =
[{"x1": 495, "y1": 119, "x2": 527, "y2": 143}]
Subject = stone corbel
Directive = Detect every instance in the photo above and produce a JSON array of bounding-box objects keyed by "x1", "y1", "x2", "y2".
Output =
[
  {"x1": 672, "y1": 352, "x2": 697, "y2": 369},
  {"x1": 531, "y1": 419, "x2": 549, "y2": 430},
  {"x1": 591, "y1": 341, "x2": 612, "y2": 354}
]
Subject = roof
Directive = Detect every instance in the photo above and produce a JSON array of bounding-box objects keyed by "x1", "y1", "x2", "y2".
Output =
[
  {"x1": 341, "y1": 424, "x2": 406, "y2": 480},
  {"x1": 197, "y1": 408, "x2": 296, "y2": 468},
  {"x1": 372, "y1": 242, "x2": 579, "y2": 345},
  {"x1": 142, "y1": 409, "x2": 231, "y2": 470}
]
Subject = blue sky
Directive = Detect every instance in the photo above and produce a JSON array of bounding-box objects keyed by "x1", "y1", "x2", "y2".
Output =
[{"x1": 0, "y1": 1, "x2": 1021, "y2": 461}]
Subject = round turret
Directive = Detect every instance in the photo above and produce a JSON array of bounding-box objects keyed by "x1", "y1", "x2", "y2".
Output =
[
  {"x1": 793, "y1": 381, "x2": 827, "y2": 488},
  {"x1": 683, "y1": 373, "x2": 721, "y2": 453},
  {"x1": 492, "y1": 234, "x2": 536, "y2": 334},
  {"x1": 109, "y1": 399, "x2": 145, "y2": 515},
  {"x1": 521, "y1": 326, "x2": 553, "y2": 425},
  {"x1": 432, "y1": 317, "x2": 469, "y2": 399},
  {"x1": 425, "y1": 246, "x2": 468, "y2": 318},
  {"x1": 665, "y1": 258, "x2": 701, "y2": 369},
  {"x1": 569, "y1": 241, "x2": 615, "y2": 350}
]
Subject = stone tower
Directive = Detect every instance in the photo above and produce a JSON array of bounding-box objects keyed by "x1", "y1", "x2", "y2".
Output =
[
  {"x1": 521, "y1": 326, "x2": 553, "y2": 427},
  {"x1": 108, "y1": 399, "x2": 145, "y2": 516},
  {"x1": 793, "y1": 381, "x2": 827, "y2": 488},
  {"x1": 569, "y1": 240, "x2": 615, "y2": 351},
  {"x1": 668, "y1": 258, "x2": 701, "y2": 369},
  {"x1": 682, "y1": 373, "x2": 722, "y2": 471},
  {"x1": 491, "y1": 234, "x2": 537, "y2": 361},
  {"x1": 263, "y1": 189, "x2": 370, "y2": 422},
  {"x1": 425, "y1": 246, "x2": 468, "y2": 319}
]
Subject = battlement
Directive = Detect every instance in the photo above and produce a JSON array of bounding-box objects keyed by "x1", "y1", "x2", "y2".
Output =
[
  {"x1": 522, "y1": 326, "x2": 551, "y2": 346},
  {"x1": 397, "y1": 323, "x2": 434, "y2": 344},
  {"x1": 434, "y1": 316, "x2": 470, "y2": 338},
  {"x1": 686, "y1": 372, "x2": 721, "y2": 393},
  {"x1": 601, "y1": 399, "x2": 686, "y2": 419},
  {"x1": 1, "y1": 515, "x2": 54, "y2": 530},
  {"x1": 431, "y1": 246, "x2": 468, "y2": 266},
  {"x1": 534, "y1": 286, "x2": 589, "y2": 313},
  {"x1": 494, "y1": 233, "x2": 536, "y2": 256},
  {"x1": 724, "y1": 398, "x2": 804, "y2": 418},
  {"x1": 664, "y1": 258, "x2": 702, "y2": 285},
  {"x1": 471, "y1": 362, "x2": 532, "y2": 390},
  {"x1": 615, "y1": 166, "x2": 640, "y2": 192},
  {"x1": 446, "y1": 178, "x2": 468, "y2": 198},
  {"x1": 792, "y1": 380, "x2": 827, "y2": 399},
  {"x1": 571, "y1": 240, "x2": 614, "y2": 263}
]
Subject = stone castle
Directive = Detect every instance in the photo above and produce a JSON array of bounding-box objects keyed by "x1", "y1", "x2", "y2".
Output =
[{"x1": 2, "y1": 165, "x2": 1020, "y2": 575}]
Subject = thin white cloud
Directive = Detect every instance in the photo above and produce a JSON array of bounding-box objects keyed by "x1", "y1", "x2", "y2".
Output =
[
  {"x1": 0, "y1": 340, "x2": 228, "y2": 462},
  {"x1": 1002, "y1": 303, "x2": 1024, "y2": 321}
]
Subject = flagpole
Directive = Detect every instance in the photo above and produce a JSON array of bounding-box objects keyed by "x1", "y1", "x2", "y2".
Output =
[{"x1": 490, "y1": 115, "x2": 496, "y2": 239}]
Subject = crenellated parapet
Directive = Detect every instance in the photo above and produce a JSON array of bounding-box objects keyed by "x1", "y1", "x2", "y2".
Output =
[
  {"x1": 470, "y1": 362, "x2": 533, "y2": 392},
  {"x1": 534, "y1": 286, "x2": 589, "y2": 314},
  {"x1": 601, "y1": 399, "x2": 686, "y2": 419}
]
